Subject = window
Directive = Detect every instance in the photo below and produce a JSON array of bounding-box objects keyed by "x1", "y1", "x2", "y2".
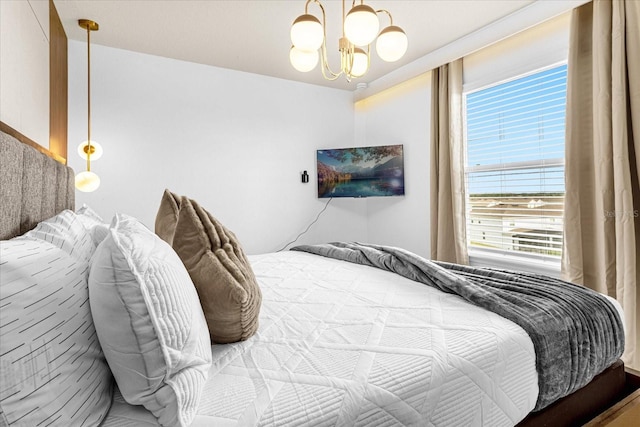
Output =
[{"x1": 464, "y1": 64, "x2": 567, "y2": 262}]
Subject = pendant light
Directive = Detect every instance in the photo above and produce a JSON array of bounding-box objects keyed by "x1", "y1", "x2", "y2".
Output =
[{"x1": 75, "y1": 19, "x2": 101, "y2": 193}]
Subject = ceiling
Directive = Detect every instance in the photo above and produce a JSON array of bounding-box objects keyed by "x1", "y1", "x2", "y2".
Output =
[{"x1": 54, "y1": 0, "x2": 553, "y2": 92}]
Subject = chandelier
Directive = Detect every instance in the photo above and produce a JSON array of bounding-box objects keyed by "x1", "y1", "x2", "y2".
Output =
[{"x1": 289, "y1": 0, "x2": 408, "y2": 81}]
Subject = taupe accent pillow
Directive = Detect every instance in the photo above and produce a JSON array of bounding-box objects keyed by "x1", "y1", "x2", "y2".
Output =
[
  {"x1": 155, "y1": 189, "x2": 181, "y2": 245},
  {"x1": 172, "y1": 196, "x2": 261, "y2": 344}
]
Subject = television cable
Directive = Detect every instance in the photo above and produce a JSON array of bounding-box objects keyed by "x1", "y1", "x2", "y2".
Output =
[{"x1": 277, "y1": 197, "x2": 333, "y2": 251}]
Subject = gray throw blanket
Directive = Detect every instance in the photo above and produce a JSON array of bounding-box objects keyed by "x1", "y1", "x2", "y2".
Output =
[{"x1": 291, "y1": 242, "x2": 624, "y2": 411}]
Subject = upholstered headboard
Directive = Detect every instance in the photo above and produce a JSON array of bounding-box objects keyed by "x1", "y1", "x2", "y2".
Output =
[{"x1": 0, "y1": 130, "x2": 75, "y2": 240}]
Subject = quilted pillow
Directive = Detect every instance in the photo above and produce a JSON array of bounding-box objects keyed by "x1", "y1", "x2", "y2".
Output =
[
  {"x1": 89, "y1": 214, "x2": 211, "y2": 427},
  {"x1": 172, "y1": 197, "x2": 262, "y2": 343},
  {"x1": 155, "y1": 189, "x2": 181, "y2": 245},
  {"x1": 0, "y1": 211, "x2": 113, "y2": 427}
]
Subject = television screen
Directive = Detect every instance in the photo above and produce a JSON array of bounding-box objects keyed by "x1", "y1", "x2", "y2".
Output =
[{"x1": 317, "y1": 144, "x2": 405, "y2": 198}]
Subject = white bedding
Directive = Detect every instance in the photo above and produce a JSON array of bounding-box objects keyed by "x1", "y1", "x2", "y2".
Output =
[{"x1": 101, "y1": 251, "x2": 539, "y2": 427}]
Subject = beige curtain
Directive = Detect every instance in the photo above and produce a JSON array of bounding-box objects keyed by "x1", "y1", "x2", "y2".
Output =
[
  {"x1": 430, "y1": 59, "x2": 468, "y2": 264},
  {"x1": 562, "y1": 0, "x2": 640, "y2": 370}
]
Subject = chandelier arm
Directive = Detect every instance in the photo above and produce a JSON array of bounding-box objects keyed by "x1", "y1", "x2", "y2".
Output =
[
  {"x1": 344, "y1": 49, "x2": 353, "y2": 82},
  {"x1": 320, "y1": 61, "x2": 342, "y2": 81},
  {"x1": 303, "y1": 0, "x2": 315, "y2": 14},
  {"x1": 365, "y1": 44, "x2": 371, "y2": 74},
  {"x1": 343, "y1": 41, "x2": 354, "y2": 77},
  {"x1": 376, "y1": 9, "x2": 394, "y2": 26},
  {"x1": 319, "y1": 37, "x2": 342, "y2": 80},
  {"x1": 340, "y1": 45, "x2": 352, "y2": 82},
  {"x1": 308, "y1": 0, "x2": 342, "y2": 79},
  {"x1": 340, "y1": 0, "x2": 355, "y2": 80},
  {"x1": 344, "y1": 44, "x2": 370, "y2": 81}
]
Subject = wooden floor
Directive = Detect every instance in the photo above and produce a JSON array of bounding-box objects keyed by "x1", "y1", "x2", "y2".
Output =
[{"x1": 584, "y1": 389, "x2": 640, "y2": 427}]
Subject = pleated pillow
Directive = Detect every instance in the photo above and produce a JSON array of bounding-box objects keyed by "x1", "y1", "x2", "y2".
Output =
[
  {"x1": 0, "y1": 210, "x2": 113, "y2": 427},
  {"x1": 172, "y1": 197, "x2": 262, "y2": 343},
  {"x1": 154, "y1": 189, "x2": 181, "y2": 245},
  {"x1": 89, "y1": 214, "x2": 211, "y2": 427}
]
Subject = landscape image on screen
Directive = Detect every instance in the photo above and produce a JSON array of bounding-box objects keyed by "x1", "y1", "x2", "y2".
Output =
[{"x1": 317, "y1": 145, "x2": 405, "y2": 198}]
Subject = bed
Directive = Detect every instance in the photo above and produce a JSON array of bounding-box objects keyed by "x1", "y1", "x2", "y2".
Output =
[{"x1": 0, "y1": 127, "x2": 630, "y2": 427}]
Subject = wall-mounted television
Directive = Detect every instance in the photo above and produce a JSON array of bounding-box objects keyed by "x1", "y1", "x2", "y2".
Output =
[{"x1": 317, "y1": 144, "x2": 405, "y2": 198}]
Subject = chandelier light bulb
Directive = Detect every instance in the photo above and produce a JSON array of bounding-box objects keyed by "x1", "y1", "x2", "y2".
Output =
[
  {"x1": 376, "y1": 26, "x2": 408, "y2": 62},
  {"x1": 75, "y1": 171, "x2": 101, "y2": 192},
  {"x1": 77, "y1": 140, "x2": 103, "y2": 161},
  {"x1": 290, "y1": 46, "x2": 319, "y2": 72},
  {"x1": 344, "y1": 4, "x2": 379, "y2": 46},
  {"x1": 291, "y1": 14, "x2": 324, "y2": 51},
  {"x1": 350, "y1": 48, "x2": 369, "y2": 77}
]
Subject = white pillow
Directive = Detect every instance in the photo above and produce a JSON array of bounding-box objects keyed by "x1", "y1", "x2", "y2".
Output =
[
  {"x1": 76, "y1": 203, "x2": 105, "y2": 225},
  {"x1": 0, "y1": 212, "x2": 113, "y2": 426},
  {"x1": 89, "y1": 214, "x2": 211, "y2": 427},
  {"x1": 76, "y1": 204, "x2": 110, "y2": 245},
  {"x1": 24, "y1": 209, "x2": 97, "y2": 261}
]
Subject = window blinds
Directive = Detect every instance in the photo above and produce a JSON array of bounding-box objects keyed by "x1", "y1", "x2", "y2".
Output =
[{"x1": 465, "y1": 64, "x2": 567, "y2": 259}]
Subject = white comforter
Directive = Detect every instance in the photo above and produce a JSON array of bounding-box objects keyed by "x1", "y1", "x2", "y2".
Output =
[{"x1": 102, "y1": 251, "x2": 539, "y2": 426}]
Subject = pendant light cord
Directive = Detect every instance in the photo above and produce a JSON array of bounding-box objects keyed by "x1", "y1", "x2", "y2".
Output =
[{"x1": 86, "y1": 24, "x2": 92, "y2": 172}]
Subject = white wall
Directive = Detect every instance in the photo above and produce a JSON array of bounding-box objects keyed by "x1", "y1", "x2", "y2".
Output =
[
  {"x1": 463, "y1": 12, "x2": 570, "y2": 92},
  {"x1": 0, "y1": 0, "x2": 49, "y2": 146},
  {"x1": 68, "y1": 41, "x2": 365, "y2": 254},
  {"x1": 354, "y1": 74, "x2": 432, "y2": 258}
]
